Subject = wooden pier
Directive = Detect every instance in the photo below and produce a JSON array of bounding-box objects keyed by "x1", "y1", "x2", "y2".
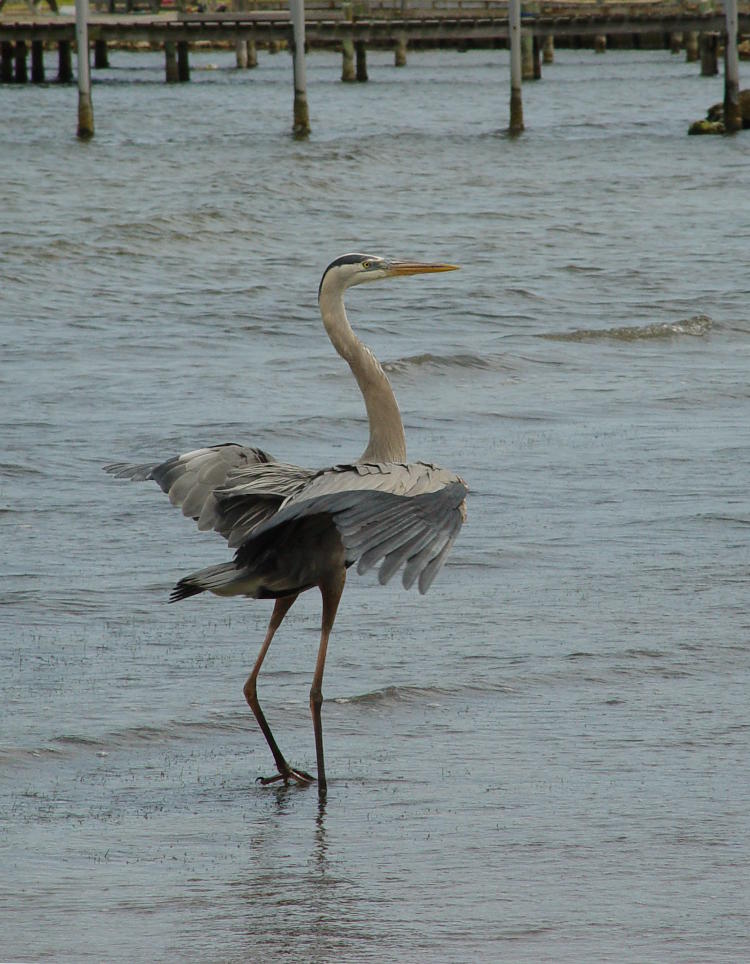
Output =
[
  {"x1": 1, "y1": 0, "x2": 748, "y2": 135},
  {"x1": 2, "y1": 1, "x2": 748, "y2": 52}
]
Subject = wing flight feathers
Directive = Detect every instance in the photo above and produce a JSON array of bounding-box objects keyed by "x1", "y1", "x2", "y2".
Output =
[
  {"x1": 241, "y1": 479, "x2": 467, "y2": 594},
  {"x1": 104, "y1": 443, "x2": 284, "y2": 541},
  {"x1": 107, "y1": 449, "x2": 467, "y2": 593}
]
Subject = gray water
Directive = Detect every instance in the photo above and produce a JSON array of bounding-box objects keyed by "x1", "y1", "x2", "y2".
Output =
[{"x1": 2, "y1": 45, "x2": 750, "y2": 962}]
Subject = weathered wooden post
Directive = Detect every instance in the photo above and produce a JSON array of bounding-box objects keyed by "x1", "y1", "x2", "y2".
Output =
[
  {"x1": 355, "y1": 40, "x2": 368, "y2": 81},
  {"x1": 542, "y1": 34, "x2": 554, "y2": 64},
  {"x1": 247, "y1": 40, "x2": 258, "y2": 67},
  {"x1": 723, "y1": 0, "x2": 741, "y2": 131},
  {"x1": 177, "y1": 41, "x2": 190, "y2": 81},
  {"x1": 594, "y1": 34, "x2": 607, "y2": 53},
  {"x1": 234, "y1": 0, "x2": 249, "y2": 68},
  {"x1": 57, "y1": 41, "x2": 72, "y2": 82},
  {"x1": 508, "y1": 0, "x2": 523, "y2": 134},
  {"x1": 685, "y1": 31, "x2": 699, "y2": 62},
  {"x1": 31, "y1": 40, "x2": 45, "y2": 82},
  {"x1": 700, "y1": 32, "x2": 718, "y2": 75},
  {"x1": 1, "y1": 41, "x2": 12, "y2": 83},
  {"x1": 94, "y1": 38, "x2": 109, "y2": 69},
  {"x1": 521, "y1": 33, "x2": 534, "y2": 79},
  {"x1": 14, "y1": 41, "x2": 28, "y2": 83},
  {"x1": 394, "y1": 33, "x2": 407, "y2": 67},
  {"x1": 341, "y1": 38, "x2": 355, "y2": 81},
  {"x1": 669, "y1": 32, "x2": 683, "y2": 54},
  {"x1": 290, "y1": 0, "x2": 310, "y2": 137},
  {"x1": 75, "y1": 0, "x2": 94, "y2": 137},
  {"x1": 164, "y1": 41, "x2": 178, "y2": 82}
]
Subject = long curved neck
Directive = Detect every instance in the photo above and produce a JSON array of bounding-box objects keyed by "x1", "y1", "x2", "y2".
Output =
[{"x1": 319, "y1": 281, "x2": 407, "y2": 464}]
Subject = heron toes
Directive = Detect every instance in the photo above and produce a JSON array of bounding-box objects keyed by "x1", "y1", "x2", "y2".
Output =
[{"x1": 257, "y1": 766, "x2": 315, "y2": 787}]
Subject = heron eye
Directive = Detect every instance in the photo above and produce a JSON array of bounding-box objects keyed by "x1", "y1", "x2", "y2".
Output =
[{"x1": 362, "y1": 260, "x2": 372, "y2": 269}]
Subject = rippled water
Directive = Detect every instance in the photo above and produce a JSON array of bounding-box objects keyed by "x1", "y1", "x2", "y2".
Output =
[{"x1": 3, "y1": 45, "x2": 750, "y2": 962}]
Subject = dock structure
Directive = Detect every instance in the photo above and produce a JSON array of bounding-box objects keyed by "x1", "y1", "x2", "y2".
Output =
[
  {"x1": 1, "y1": 0, "x2": 748, "y2": 135},
  {"x1": 3, "y1": 2, "x2": 749, "y2": 57}
]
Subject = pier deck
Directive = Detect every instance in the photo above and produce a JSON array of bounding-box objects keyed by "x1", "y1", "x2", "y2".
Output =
[{"x1": 1, "y1": 2, "x2": 748, "y2": 46}]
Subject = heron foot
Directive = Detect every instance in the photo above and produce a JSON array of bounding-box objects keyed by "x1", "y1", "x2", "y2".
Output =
[{"x1": 256, "y1": 766, "x2": 315, "y2": 787}]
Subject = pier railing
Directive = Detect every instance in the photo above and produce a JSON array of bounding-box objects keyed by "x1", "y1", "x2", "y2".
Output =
[{"x1": 80, "y1": 0, "x2": 743, "y2": 13}]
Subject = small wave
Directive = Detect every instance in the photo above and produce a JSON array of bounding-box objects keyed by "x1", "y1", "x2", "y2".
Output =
[
  {"x1": 699, "y1": 513, "x2": 750, "y2": 527},
  {"x1": 542, "y1": 315, "x2": 713, "y2": 342},
  {"x1": 2, "y1": 714, "x2": 251, "y2": 769},
  {"x1": 334, "y1": 684, "x2": 452, "y2": 705},
  {"x1": 383, "y1": 352, "x2": 498, "y2": 374},
  {"x1": 0, "y1": 461, "x2": 45, "y2": 478},
  {"x1": 335, "y1": 679, "x2": 513, "y2": 705},
  {"x1": 563, "y1": 263, "x2": 606, "y2": 274}
]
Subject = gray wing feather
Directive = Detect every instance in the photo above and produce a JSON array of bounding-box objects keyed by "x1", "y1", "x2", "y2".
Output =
[
  {"x1": 104, "y1": 443, "x2": 285, "y2": 541},
  {"x1": 243, "y1": 480, "x2": 467, "y2": 594}
]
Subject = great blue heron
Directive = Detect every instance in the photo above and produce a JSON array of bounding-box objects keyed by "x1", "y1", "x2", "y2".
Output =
[{"x1": 106, "y1": 254, "x2": 468, "y2": 792}]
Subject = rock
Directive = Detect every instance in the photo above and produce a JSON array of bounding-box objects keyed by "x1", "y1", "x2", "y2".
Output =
[
  {"x1": 706, "y1": 88, "x2": 750, "y2": 127},
  {"x1": 688, "y1": 119, "x2": 725, "y2": 135}
]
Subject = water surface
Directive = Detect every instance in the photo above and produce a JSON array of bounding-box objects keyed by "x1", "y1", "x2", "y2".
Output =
[{"x1": 2, "y1": 46, "x2": 749, "y2": 962}]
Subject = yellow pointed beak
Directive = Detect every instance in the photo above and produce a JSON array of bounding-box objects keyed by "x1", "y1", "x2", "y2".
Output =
[{"x1": 387, "y1": 260, "x2": 460, "y2": 276}]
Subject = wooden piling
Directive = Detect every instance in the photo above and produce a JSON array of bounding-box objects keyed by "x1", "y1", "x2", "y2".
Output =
[
  {"x1": 94, "y1": 38, "x2": 109, "y2": 69},
  {"x1": 723, "y1": 0, "x2": 741, "y2": 131},
  {"x1": 594, "y1": 34, "x2": 607, "y2": 53},
  {"x1": 685, "y1": 31, "x2": 699, "y2": 62},
  {"x1": 290, "y1": 0, "x2": 310, "y2": 137},
  {"x1": 165, "y1": 41, "x2": 178, "y2": 82},
  {"x1": 669, "y1": 32, "x2": 683, "y2": 54},
  {"x1": 341, "y1": 39, "x2": 355, "y2": 81},
  {"x1": 75, "y1": 0, "x2": 94, "y2": 138},
  {"x1": 1, "y1": 41, "x2": 12, "y2": 83},
  {"x1": 521, "y1": 32, "x2": 534, "y2": 79},
  {"x1": 31, "y1": 40, "x2": 44, "y2": 83},
  {"x1": 508, "y1": 0, "x2": 523, "y2": 134},
  {"x1": 700, "y1": 32, "x2": 718, "y2": 76},
  {"x1": 395, "y1": 33, "x2": 407, "y2": 67},
  {"x1": 177, "y1": 41, "x2": 190, "y2": 82},
  {"x1": 233, "y1": 0, "x2": 249, "y2": 68},
  {"x1": 57, "y1": 40, "x2": 72, "y2": 83},
  {"x1": 542, "y1": 34, "x2": 554, "y2": 64},
  {"x1": 14, "y1": 40, "x2": 28, "y2": 83},
  {"x1": 247, "y1": 40, "x2": 258, "y2": 68},
  {"x1": 355, "y1": 40, "x2": 368, "y2": 81}
]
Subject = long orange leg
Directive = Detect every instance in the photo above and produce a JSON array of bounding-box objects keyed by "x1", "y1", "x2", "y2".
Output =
[
  {"x1": 243, "y1": 593, "x2": 313, "y2": 786},
  {"x1": 310, "y1": 570, "x2": 346, "y2": 794}
]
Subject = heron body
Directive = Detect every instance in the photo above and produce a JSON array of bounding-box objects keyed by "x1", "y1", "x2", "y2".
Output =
[{"x1": 106, "y1": 254, "x2": 468, "y2": 793}]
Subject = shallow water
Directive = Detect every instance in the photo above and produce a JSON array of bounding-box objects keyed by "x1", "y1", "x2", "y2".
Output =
[{"x1": 2, "y1": 46, "x2": 750, "y2": 962}]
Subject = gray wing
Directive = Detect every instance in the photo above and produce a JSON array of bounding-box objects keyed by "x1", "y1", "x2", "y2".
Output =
[
  {"x1": 211, "y1": 460, "x2": 317, "y2": 546},
  {"x1": 240, "y1": 476, "x2": 468, "y2": 594},
  {"x1": 104, "y1": 443, "x2": 313, "y2": 542}
]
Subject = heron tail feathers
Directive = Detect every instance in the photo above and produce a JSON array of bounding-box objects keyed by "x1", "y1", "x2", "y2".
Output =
[{"x1": 170, "y1": 562, "x2": 247, "y2": 603}]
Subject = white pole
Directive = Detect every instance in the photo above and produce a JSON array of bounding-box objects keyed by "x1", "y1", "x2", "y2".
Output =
[
  {"x1": 508, "y1": 0, "x2": 523, "y2": 133},
  {"x1": 75, "y1": 0, "x2": 94, "y2": 138},
  {"x1": 289, "y1": 0, "x2": 310, "y2": 137},
  {"x1": 724, "y1": 0, "x2": 741, "y2": 131}
]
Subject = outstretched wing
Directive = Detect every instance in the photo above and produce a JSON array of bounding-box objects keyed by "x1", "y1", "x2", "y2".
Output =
[
  {"x1": 105, "y1": 443, "x2": 313, "y2": 542},
  {"x1": 238, "y1": 469, "x2": 468, "y2": 594}
]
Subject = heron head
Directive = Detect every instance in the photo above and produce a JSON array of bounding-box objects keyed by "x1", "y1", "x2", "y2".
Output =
[{"x1": 319, "y1": 254, "x2": 458, "y2": 299}]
